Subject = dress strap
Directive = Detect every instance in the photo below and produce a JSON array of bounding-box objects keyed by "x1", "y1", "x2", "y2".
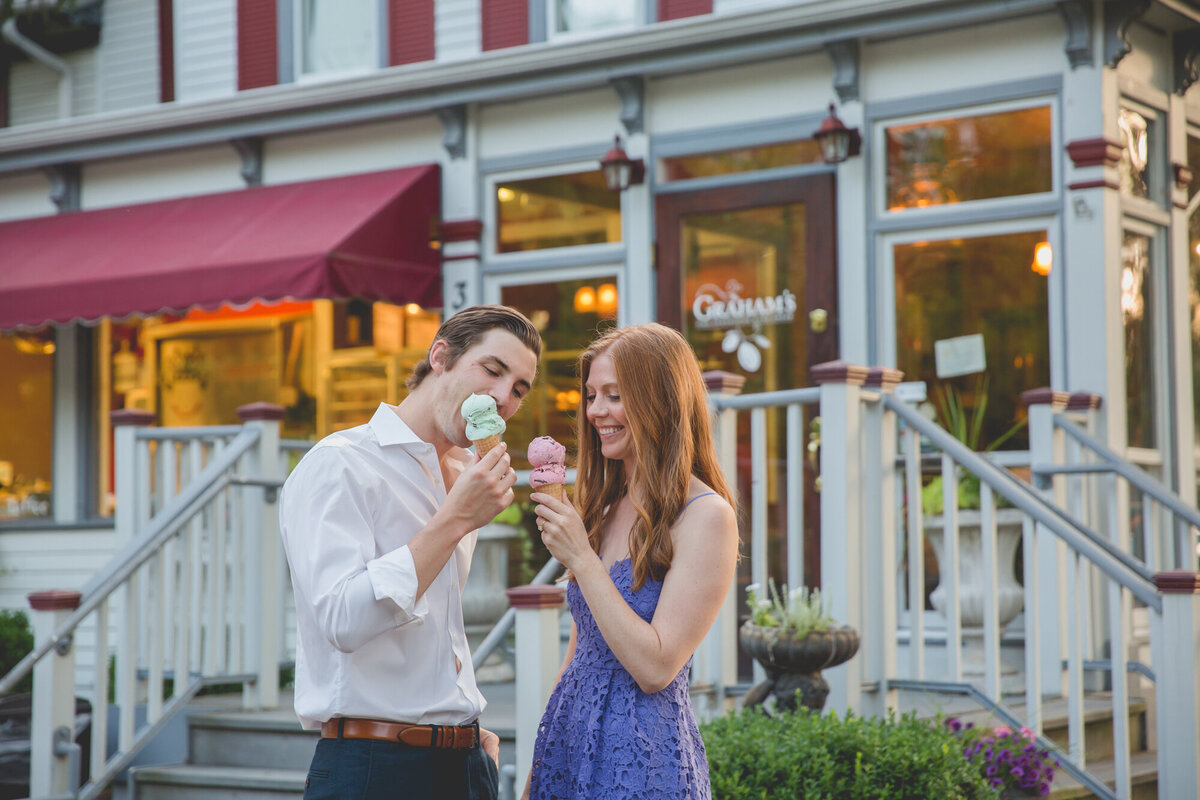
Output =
[{"x1": 682, "y1": 491, "x2": 718, "y2": 510}]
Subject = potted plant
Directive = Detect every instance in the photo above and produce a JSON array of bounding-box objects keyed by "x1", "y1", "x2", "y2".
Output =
[{"x1": 738, "y1": 581, "x2": 859, "y2": 712}]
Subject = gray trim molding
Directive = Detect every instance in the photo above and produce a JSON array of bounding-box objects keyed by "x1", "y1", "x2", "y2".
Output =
[
  {"x1": 866, "y1": 74, "x2": 1061, "y2": 120},
  {"x1": 612, "y1": 76, "x2": 644, "y2": 135},
  {"x1": 481, "y1": 243, "x2": 626, "y2": 274},
  {"x1": 277, "y1": 0, "x2": 295, "y2": 84},
  {"x1": 825, "y1": 39, "x2": 859, "y2": 103},
  {"x1": 232, "y1": 137, "x2": 263, "y2": 186},
  {"x1": 529, "y1": 0, "x2": 547, "y2": 44},
  {"x1": 43, "y1": 163, "x2": 80, "y2": 212},
  {"x1": 1103, "y1": 0, "x2": 1150, "y2": 69},
  {"x1": 651, "y1": 112, "x2": 828, "y2": 159},
  {"x1": 479, "y1": 140, "x2": 611, "y2": 174},
  {"x1": 437, "y1": 105, "x2": 468, "y2": 160},
  {"x1": 1056, "y1": 0, "x2": 1093, "y2": 69}
]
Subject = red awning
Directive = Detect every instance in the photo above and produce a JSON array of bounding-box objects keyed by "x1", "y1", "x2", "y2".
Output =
[{"x1": 0, "y1": 165, "x2": 441, "y2": 330}]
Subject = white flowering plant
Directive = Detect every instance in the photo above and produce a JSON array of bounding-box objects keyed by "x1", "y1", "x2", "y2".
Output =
[{"x1": 745, "y1": 579, "x2": 835, "y2": 638}]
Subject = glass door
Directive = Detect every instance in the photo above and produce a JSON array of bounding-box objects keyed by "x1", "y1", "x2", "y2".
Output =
[{"x1": 656, "y1": 175, "x2": 838, "y2": 646}]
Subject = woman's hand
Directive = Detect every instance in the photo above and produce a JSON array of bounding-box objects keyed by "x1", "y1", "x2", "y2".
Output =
[{"x1": 530, "y1": 491, "x2": 596, "y2": 575}]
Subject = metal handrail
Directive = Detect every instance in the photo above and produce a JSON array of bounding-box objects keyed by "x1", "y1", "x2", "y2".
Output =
[
  {"x1": 472, "y1": 555, "x2": 562, "y2": 671},
  {"x1": 710, "y1": 386, "x2": 819, "y2": 411},
  {"x1": 0, "y1": 427, "x2": 260, "y2": 695},
  {"x1": 1053, "y1": 414, "x2": 1200, "y2": 531},
  {"x1": 883, "y1": 396, "x2": 1160, "y2": 609}
]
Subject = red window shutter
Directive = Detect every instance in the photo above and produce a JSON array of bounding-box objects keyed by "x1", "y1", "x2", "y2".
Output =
[
  {"x1": 237, "y1": 0, "x2": 278, "y2": 90},
  {"x1": 389, "y1": 0, "x2": 435, "y2": 65},
  {"x1": 658, "y1": 0, "x2": 712, "y2": 21},
  {"x1": 481, "y1": 0, "x2": 528, "y2": 51},
  {"x1": 157, "y1": 0, "x2": 175, "y2": 102}
]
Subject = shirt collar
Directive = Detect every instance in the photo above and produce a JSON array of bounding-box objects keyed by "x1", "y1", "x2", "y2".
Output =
[{"x1": 368, "y1": 403, "x2": 428, "y2": 448}]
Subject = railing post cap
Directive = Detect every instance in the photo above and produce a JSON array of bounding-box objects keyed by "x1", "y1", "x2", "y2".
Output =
[
  {"x1": 702, "y1": 371, "x2": 746, "y2": 395},
  {"x1": 811, "y1": 360, "x2": 869, "y2": 386},
  {"x1": 1154, "y1": 570, "x2": 1200, "y2": 594},
  {"x1": 237, "y1": 402, "x2": 287, "y2": 422},
  {"x1": 109, "y1": 408, "x2": 155, "y2": 427},
  {"x1": 28, "y1": 590, "x2": 82, "y2": 611},
  {"x1": 1066, "y1": 392, "x2": 1103, "y2": 411},
  {"x1": 863, "y1": 366, "x2": 905, "y2": 391},
  {"x1": 1020, "y1": 388, "x2": 1070, "y2": 408},
  {"x1": 506, "y1": 584, "x2": 566, "y2": 609}
]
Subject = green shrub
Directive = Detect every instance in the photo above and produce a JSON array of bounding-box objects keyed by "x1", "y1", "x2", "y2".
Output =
[
  {"x1": 701, "y1": 705, "x2": 997, "y2": 800},
  {"x1": 0, "y1": 609, "x2": 34, "y2": 694}
]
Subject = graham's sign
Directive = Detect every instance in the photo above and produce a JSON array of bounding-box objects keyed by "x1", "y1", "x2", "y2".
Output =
[{"x1": 691, "y1": 280, "x2": 797, "y2": 330}]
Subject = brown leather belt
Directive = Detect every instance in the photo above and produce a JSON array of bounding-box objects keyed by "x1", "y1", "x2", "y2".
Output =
[{"x1": 321, "y1": 717, "x2": 479, "y2": 750}]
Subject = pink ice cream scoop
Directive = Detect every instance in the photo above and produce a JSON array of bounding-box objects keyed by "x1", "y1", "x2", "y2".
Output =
[{"x1": 528, "y1": 436, "x2": 567, "y2": 497}]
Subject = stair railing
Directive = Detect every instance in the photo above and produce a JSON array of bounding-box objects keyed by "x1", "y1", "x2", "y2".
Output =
[{"x1": 1, "y1": 403, "x2": 288, "y2": 800}]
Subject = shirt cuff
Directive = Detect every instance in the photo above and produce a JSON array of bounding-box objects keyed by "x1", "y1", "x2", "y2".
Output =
[{"x1": 366, "y1": 546, "x2": 429, "y2": 626}]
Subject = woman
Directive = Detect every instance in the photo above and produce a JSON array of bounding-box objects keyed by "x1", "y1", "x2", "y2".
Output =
[{"x1": 525, "y1": 323, "x2": 739, "y2": 800}]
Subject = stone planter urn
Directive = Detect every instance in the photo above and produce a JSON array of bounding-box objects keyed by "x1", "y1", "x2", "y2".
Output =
[
  {"x1": 462, "y1": 522, "x2": 521, "y2": 682},
  {"x1": 925, "y1": 508, "x2": 1024, "y2": 676},
  {"x1": 738, "y1": 622, "x2": 860, "y2": 712}
]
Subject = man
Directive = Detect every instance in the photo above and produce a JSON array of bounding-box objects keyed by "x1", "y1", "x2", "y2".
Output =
[{"x1": 280, "y1": 305, "x2": 542, "y2": 800}]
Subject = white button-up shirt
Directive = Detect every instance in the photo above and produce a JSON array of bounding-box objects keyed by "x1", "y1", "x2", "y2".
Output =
[{"x1": 280, "y1": 403, "x2": 485, "y2": 730}]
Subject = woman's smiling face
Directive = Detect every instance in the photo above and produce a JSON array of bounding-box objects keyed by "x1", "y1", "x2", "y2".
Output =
[{"x1": 585, "y1": 352, "x2": 634, "y2": 466}]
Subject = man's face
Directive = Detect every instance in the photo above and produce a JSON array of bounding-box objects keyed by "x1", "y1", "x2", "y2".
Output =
[{"x1": 433, "y1": 328, "x2": 538, "y2": 447}]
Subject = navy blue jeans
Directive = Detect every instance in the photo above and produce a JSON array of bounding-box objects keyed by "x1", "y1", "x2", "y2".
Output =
[{"x1": 304, "y1": 733, "x2": 498, "y2": 800}]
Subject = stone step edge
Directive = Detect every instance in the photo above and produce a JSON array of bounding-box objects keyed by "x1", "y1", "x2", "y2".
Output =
[{"x1": 130, "y1": 764, "x2": 306, "y2": 790}]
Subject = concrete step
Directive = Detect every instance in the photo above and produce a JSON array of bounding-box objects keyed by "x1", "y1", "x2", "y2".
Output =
[
  {"x1": 129, "y1": 764, "x2": 305, "y2": 800},
  {"x1": 188, "y1": 707, "x2": 318, "y2": 770},
  {"x1": 1047, "y1": 749, "x2": 1158, "y2": 800}
]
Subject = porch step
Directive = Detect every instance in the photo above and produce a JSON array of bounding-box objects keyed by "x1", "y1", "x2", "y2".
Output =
[
  {"x1": 129, "y1": 764, "x2": 305, "y2": 800},
  {"x1": 1047, "y1": 750, "x2": 1158, "y2": 800},
  {"x1": 187, "y1": 707, "x2": 318, "y2": 770}
]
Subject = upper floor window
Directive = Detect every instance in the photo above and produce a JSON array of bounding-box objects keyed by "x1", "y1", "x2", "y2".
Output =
[
  {"x1": 550, "y1": 0, "x2": 642, "y2": 38},
  {"x1": 296, "y1": 0, "x2": 379, "y2": 80},
  {"x1": 495, "y1": 170, "x2": 621, "y2": 253},
  {"x1": 659, "y1": 139, "x2": 824, "y2": 182},
  {"x1": 1117, "y1": 105, "x2": 1157, "y2": 202},
  {"x1": 885, "y1": 104, "x2": 1053, "y2": 212}
]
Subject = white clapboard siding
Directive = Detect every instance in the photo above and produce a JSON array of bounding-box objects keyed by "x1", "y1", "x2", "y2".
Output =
[
  {"x1": 174, "y1": 0, "x2": 237, "y2": 103},
  {"x1": 0, "y1": 527, "x2": 120, "y2": 696},
  {"x1": 436, "y1": 0, "x2": 481, "y2": 62},
  {"x1": 97, "y1": 0, "x2": 161, "y2": 113},
  {"x1": 8, "y1": 48, "x2": 97, "y2": 126}
]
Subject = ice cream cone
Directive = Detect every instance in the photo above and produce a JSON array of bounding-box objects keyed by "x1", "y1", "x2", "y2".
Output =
[
  {"x1": 472, "y1": 433, "x2": 502, "y2": 457},
  {"x1": 536, "y1": 482, "x2": 565, "y2": 503}
]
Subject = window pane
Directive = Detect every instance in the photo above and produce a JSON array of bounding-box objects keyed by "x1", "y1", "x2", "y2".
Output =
[
  {"x1": 499, "y1": 277, "x2": 618, "y2": 460},
  {"x1": 555, "y1": 0, "x2": 636, "y2": 33},
  {"x1": 659, "y1": 140, "x2": 823, "y2": 182},
  {"x1": 1117, "y1": 108, "x2": 1152, "y2": 200},
  {"x1": 894, "y1": 231, "x2": 1050, "y2": 449},
  {"x1": 1189, "y1": 209, "x2": 1200, "y2": 452},
  {"x1": 886, "y1": 106, "x2": 1052, "y2": 210},
  {"x1": 496, "y1": 171, "x2": 620, "y2": 253},
  {"x1": 0, "y1": 330, "x2": 54, "y2": 520},
  {"x1": 1187, "y1": 134, "x2": 1200, "y2": 202},
  {"x1": 1123, "y1": 232, "x2": 1155, "y2": 448},
  {"x1": 301, "y1": 0, "x2": 375, "y2": 76}
]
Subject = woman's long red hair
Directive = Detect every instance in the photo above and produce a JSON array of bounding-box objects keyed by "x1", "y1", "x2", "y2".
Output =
[{"x1": 573, "y1": 323, "x2": 735, "y2": 590}]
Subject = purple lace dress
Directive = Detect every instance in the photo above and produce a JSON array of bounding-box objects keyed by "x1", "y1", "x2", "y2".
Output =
[{"x1": 528, "y1": 558, "x2": 710, "y2": 800}]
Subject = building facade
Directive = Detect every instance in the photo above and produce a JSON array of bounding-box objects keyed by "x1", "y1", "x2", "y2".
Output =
[{"x1": 1, "y1": 0, "x2": 1198, "y2": 612}]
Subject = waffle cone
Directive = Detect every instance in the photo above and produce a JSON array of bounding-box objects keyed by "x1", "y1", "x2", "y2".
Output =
[
  {"x1": 471, "y1": 433, "x2": 502, "y2": 457},
  {"x1": 534, "y1": 482, "x2": 565, "y2": 503}
]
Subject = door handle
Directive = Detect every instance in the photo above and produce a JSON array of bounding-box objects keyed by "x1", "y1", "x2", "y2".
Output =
[{"x1": 809, "y1": 308, "x2": 828, "y2": 333}]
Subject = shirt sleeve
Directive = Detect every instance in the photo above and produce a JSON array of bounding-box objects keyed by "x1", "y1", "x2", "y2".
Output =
[{"x1": 280, "y1": 446, "x2": 429, "y2": 654}]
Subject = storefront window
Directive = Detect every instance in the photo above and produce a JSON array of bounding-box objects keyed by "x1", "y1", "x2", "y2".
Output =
[
  {"x1": 1123, "y1": 232, "x2": 1156, "y2": 449},
  {"x1": 1188, "y1": 137, "x2": 1200, "y2": 456},
  {"x1": 659, "y1": 140, "x2": 823, "y2": 182},
  {"x1": 551, "y1": 0, "x2": 638, "y2": 35},
  {"x1": 499, "y1": 277, "x2": 618, "y2": 462},
  {"x1": 1117, "y1": 107, "x2": 1152, "y2": 200},
  {"x1": 496, "y1": 171, "x2": 620, "y2": 253},
  {"x1": 886, "y1": 105, "x2": 1052, "y2": 210},
  {"x1": 894, "y1": 230, "x2": 1050, "y2": 449},
  {"x1": 296, "y1": 0, "x2": 377, "y2": 79},
  {"x1": 0, "y1": 329, "x2": 54, "y2": 521}
]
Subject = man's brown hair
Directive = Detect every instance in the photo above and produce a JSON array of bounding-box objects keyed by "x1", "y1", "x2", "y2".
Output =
[{"x1": 406, "y1": 305, "x2": 542, "y2": 390}]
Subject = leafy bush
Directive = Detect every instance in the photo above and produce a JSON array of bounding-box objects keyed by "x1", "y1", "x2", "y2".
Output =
[
  {"x1": 702, "y1": 705, "x2": 996, "y2": 800},
  {"x1": 0, "y1": 609, "x2": 34, "y2": 694}
]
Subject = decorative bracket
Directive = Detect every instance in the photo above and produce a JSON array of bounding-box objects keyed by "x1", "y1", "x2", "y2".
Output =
[
  {"x1": 611, "y1": 76, "x2": 644, "y2": 136},
  {"x1": 1174, "y1": 29, "x2": 1200, "y2": 95},
  {"x1": 1103, "y1": 0, "x2": 1150, "y2": 68},
  {"x1": 42, "y1": 163, "x2": 80, "y2": 212},
  {"x1": 1056, "y1": 0, "x2": 1093, "y2": 69},
  {"x1": 824, "y1": 40, "x2": 859, "y2": 103},
  {"x1": 232, "y1": 137, "x2": 263, "y2": 186},
  {"x1": 437, "y1": 105, "x2": 467, "y2": 160}
]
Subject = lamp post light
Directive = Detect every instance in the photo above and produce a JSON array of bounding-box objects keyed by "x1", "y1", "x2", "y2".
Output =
[
  {"x1": 600, "y1": 134, "x2": 646, "y2": 191},
  {"x1": 813, "y1": 103, "x2": 862, "y2": 164}
]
